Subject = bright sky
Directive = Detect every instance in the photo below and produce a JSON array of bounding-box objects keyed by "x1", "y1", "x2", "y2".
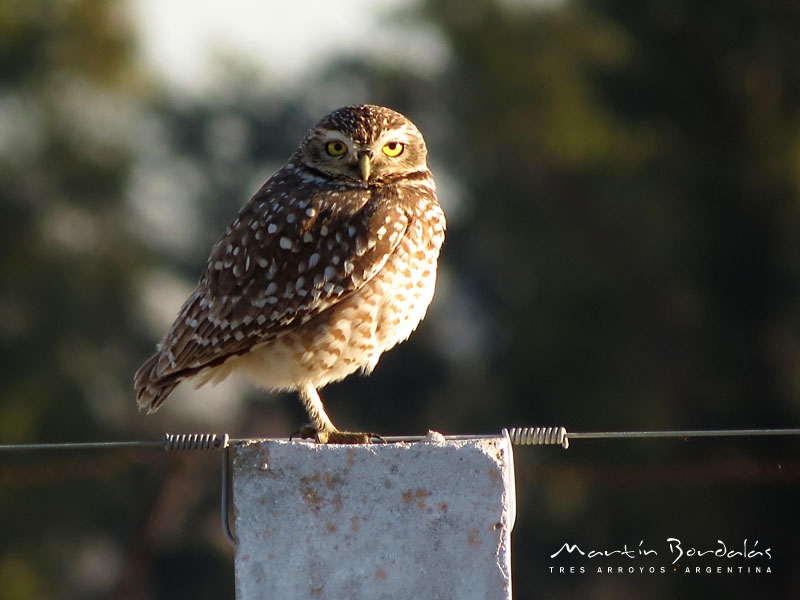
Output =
[{"x1": 129, "y1": 0, "x2": 447, "y2": 92}]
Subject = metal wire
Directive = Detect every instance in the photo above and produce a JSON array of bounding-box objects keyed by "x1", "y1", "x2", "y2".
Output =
[
  {"x1": 566, "y1": 428, "x2": 800, "y2": 440},
  {"x1": 506, "y1": 426, "x2": 800, "y2": 449},
  {"x1": 0, "y1": 440, "x2": 164, "y2": 452},
  {"x1": 3, "y1": 427, "x2": 800, "y2": 453},
  {"x1": 221, "y1": 446, "x2": 236, "y2": 546},
  {"x1": 0, "y1": 433, "x2": 230, "y2": 453}
]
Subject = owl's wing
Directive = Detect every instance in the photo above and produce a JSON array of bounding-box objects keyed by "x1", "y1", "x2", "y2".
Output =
[{"x1": 145, "y1": 179, "x2": 412, "y2": 386}]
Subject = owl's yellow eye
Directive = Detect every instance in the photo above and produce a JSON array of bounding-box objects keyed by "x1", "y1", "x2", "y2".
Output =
[
  {"x1": 382, "y1": 141, "x2": 404, "y2": 157},
  {"x1": 326, "y1": 141, "x2": 348, "y2": 156}
]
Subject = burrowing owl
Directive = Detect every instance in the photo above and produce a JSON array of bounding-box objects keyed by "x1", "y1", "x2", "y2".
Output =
[{"x1": 134, "y1": 105, "x2": 446, "y2": 443}]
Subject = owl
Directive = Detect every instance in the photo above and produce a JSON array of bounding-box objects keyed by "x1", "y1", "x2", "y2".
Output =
[{"x1": 134, "y1": 105, "x2": 446, "y2": 443}]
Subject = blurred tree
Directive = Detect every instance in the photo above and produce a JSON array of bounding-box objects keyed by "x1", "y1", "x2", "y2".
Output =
[
  {"x1": 0, "y1": 0, "x2": 142, "y2": 442},
  {"x1": 0, "y1": 2, "x2": 232, "y2": 599}
]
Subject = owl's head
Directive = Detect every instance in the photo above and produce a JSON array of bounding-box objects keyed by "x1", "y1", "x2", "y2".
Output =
[{"x1": 296, "y1": 105, "x2": 429, "y2": 185}]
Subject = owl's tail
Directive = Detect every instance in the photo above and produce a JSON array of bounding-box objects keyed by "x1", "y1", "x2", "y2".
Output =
[{"x1": 134, "y1": 353, "x2": 180, "y2": 414}]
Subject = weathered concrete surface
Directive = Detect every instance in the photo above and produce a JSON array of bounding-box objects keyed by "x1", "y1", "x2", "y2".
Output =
[{"x1": 233, "y1": 435, "x2": 516, "y2": 600}]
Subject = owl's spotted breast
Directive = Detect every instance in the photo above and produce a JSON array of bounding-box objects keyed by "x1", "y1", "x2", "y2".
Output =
[
  {"x1": 134, "y1": 105, "x2": 445, "y2": 442},
  {"x1": 208, "y1": 185, "x2": 446, "y2": 391}
]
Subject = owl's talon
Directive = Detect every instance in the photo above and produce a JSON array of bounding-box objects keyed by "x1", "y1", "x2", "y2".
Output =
[
  {"x1": 289, "y1": 424, "x2": 320, "y2": 441},
  {"x1": 289, "y1": 426, "x2": 384, "y2": 444}
]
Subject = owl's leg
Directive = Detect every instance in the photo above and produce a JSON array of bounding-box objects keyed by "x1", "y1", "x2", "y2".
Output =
[{"x1": 293, "y1": 382, "x2": 382, "y2": 444}]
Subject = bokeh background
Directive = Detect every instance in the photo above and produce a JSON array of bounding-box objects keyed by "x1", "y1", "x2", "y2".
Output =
[{"x1": 2, "y1": 0, "x2": 800, "y2": 597}]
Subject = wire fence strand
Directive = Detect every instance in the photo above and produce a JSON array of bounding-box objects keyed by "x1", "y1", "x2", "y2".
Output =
[{"x1": 2, "y1": 427, "x2": 800, "y2": 453}]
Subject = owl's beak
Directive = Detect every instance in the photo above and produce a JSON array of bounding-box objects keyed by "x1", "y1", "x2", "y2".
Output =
[{"x1": 358, "y1": 152, "x2": 372, "y2": 182}]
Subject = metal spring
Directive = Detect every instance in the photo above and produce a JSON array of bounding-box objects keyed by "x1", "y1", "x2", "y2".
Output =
[
  {"x1": 163, "y1": 433, "x2": 230, "y2": 452},
  {"x1": 505, "y1": 426, "x2": 569, "y2": 449}
]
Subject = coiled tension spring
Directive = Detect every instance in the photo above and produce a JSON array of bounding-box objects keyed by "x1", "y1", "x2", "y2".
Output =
[
  {"x1": 505, "y1": 426, "x2": 569, "y2": 449},
  {"x1": 163, "y1": 432, "x2": 230, "y2": 452}
]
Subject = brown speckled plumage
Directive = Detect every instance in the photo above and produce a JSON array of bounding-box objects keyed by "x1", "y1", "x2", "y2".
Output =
[{"x1": 134, "y1": 105, "x2": 445, "y2": 442}]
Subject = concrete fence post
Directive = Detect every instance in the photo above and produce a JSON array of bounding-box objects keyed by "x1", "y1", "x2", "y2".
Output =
[{"x1": 232, "y1": 433, "x2": 516, "y2": 599}]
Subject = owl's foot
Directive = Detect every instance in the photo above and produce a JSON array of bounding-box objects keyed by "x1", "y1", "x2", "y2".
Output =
[{"x1": 290, "y1": 425, "x2": 385, "y2": 444}]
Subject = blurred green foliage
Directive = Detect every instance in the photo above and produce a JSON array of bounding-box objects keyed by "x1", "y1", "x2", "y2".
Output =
[{"x1": 2, "y1": 0, "x2": 800, "y2": 598}]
